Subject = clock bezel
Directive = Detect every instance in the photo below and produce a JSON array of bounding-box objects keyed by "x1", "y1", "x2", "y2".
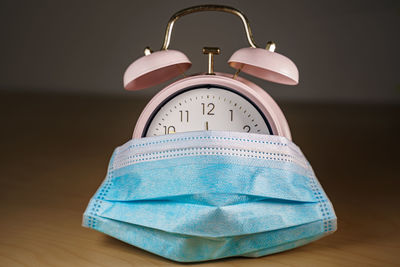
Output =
[{"x1": 132, "y1": 73, "x2": 291, "y2": 139}]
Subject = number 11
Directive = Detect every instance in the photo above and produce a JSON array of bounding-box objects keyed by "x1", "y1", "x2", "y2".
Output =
[{"x1": 179, "y1": 110, "x2": 189, "y2": 122}]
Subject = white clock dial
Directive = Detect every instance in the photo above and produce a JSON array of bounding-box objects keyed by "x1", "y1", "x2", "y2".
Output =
[{"x1": 145, "y1": 86, "x2": 271, "y2": 137}]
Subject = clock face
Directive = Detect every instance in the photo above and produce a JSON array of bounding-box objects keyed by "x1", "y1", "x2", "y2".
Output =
[{"x1": 144, "y1": 85, "x2": 272, "y2": 137}]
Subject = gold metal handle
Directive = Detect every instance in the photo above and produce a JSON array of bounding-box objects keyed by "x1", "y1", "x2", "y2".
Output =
[{"x1": 161, "y1": 5, "x2": 258, "y2": 50}]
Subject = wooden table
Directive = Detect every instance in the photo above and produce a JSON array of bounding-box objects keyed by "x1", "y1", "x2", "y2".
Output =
[{"x1": 1, "y1": 92, "x2": 399, "y2": 266}]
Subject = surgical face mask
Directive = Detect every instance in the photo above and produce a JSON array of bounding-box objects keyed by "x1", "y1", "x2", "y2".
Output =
[{"x1": 83, "y1": 131, "x2": 336, "y2": 262}]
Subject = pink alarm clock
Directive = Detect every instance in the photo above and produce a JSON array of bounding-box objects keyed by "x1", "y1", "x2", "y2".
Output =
[{"x1": 123, "y1": 5, "x2": 299, "y2": 140}]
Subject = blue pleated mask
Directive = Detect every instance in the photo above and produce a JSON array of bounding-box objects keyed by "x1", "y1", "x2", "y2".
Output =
[{"x1": 83, "y1": 131, "x2": 337, "y2": 262}]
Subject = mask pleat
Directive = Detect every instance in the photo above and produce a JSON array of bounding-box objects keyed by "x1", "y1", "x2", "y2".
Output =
[{"x1": 104, "y1": 157, "x2": 316, "y2": 203}]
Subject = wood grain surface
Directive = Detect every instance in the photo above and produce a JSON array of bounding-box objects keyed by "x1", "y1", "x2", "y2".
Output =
[{"x1": 0, "y1": 92, "x2": 399, "y2": 266}]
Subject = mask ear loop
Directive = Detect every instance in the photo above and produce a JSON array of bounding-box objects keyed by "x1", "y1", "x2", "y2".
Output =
[{"x1": 160, "y1": 5, "x2": 259, "y2": 50}]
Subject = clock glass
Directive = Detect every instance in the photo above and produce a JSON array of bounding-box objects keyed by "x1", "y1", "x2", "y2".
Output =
[{"x1": 144, "y1": 85, "x2": 272, "y2": 137}]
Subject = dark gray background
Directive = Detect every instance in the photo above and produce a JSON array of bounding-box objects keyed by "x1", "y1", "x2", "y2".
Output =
[{"x1": 1, "y1": 0, "x2": 399, "y2": 103}]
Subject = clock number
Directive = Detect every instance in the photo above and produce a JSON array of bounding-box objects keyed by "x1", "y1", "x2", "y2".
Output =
[
  {"x1": 163, "y1": 125, "x2": 176, "y2": 134},
  {"x1": 179, "y1": 110, "x2": 189, "y2": 122},
  {"x1": 201, "y1": 103, "x2": 215, "y2": 115},
  {"x1": 243, "y1": 125, "x2": 251, "y2": 132},
  {"x1": 229, "y1": 110, "x2": 233, "y2": 121}
]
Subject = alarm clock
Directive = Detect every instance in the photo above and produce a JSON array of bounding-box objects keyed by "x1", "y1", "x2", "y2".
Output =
[{"x1": 123, "y1": 5, "x2": 299, "y2": 140}]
